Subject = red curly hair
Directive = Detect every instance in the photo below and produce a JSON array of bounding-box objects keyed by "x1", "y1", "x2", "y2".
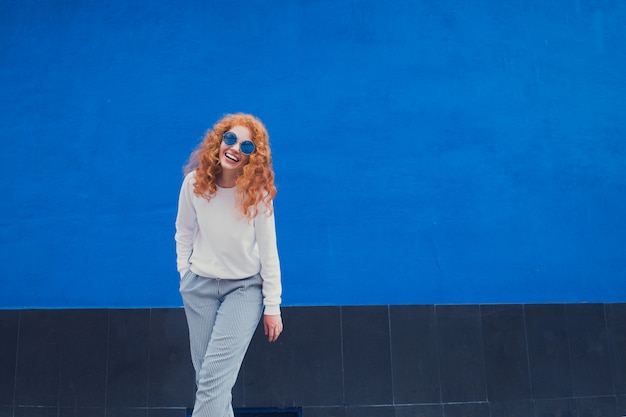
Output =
[{"x1": 183, "y1": 113, "x2": 277, "y2": 219}]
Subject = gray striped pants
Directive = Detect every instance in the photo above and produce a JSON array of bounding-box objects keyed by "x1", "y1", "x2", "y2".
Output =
[{"x1": 180, "y1": 271, "x2": 264, "y2": 417}]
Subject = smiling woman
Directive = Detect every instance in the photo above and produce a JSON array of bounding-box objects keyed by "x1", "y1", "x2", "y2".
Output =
[
  {"x1": 175, "y1": 113, "x2": 283, "y2": 417},
  {"x1": 184, "y1": 113, "x2": 277, "y2": 218},
  {"x1": 218, "y1": 125, "x2": 253, "y2": 185}
]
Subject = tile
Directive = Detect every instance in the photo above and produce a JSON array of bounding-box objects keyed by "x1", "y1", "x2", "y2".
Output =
[
  {"x1": 607, "y1": 303, "x2": 626, "y2": 394},
  {"x1": 575, "y1": 396, "x2": 617, "y2": 417},
  {"x1": 436, "y1": 305, "x2": 486, "y2": 402},
  {"x1": 443, "y1": 402, "x2": 489, "y2": 417},
  {"x1": 242, "y1": 310, "x2": 295, "y2": 408},
  {"x1": 234, "y1": 409, "x2": 300, "y2": 416},
  {"x1": 58, "y1": 309, "x2": 108, "y2": 407},
  {"x1": 342, "y1": 306, "x2": 393, "y2": 406},
  {"x1": 57, "y1": 406, "x2": 105, "y2": 417},
  {"x1": 0, "y1": 310, "x2": 19, "y2": 406},
  {"x1": 14, "y1": 406, "x2": 58, "y2": 417},
  {"x1": 290, "y1": 306, "x2": 343, "y2": 406},
  {"x1": 14, "y1": 310, "x2": 64, "y2": 406},
  {"x1": 232, "y1": 370, "x2": 245, "y2": 407},
  {"x1": 107, "y1": 408, "x2": 148, "y2": 417},
  {"x1": 107, "y1": 309, "x2": 151, "y2": 407},
  {"x1": 533, "y1": 398, "x2": 577, "y2": 417},
  {"x1": 481, "y1": 305, "x2": 531, "y2": 402},
  {"x1": 148, "y1": 309, "x2": 195, "y2": 408},
  {"x1": 147, "y1": 408, "x2": 189, "y2": 417},
  {"x1": 524, "y1": 304, "x2": 573, "y2": 399},
  {"x1": 389, "y1": 305, "x2": 440, "y2": 404},
  {"x1": 302, "y1": 407, "x2": 346, "y2": 417},
  {"x1": 566, "y1": 304, "x2": 613, "y2": 396},
  {"x1": 346, "y1": 405, "x2": 395, "y2": 417},
  {"x1": 488, "y1": 400, "x2": 533, "y2": 417},
  {"x1": 394, "y1": 404, "x2": 443, "y2": 417},
  {"x1": 617, "y1": 395, "x2": 626, "y2": 416}
]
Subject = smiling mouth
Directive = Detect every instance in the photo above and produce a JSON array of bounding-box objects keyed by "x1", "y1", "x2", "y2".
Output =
[{"x1": 225, "y1": 151, "x2": 240, "y2": 163}]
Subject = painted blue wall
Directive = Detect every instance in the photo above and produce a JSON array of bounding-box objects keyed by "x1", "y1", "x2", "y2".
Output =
[{"x1": 1, "y1": 0, "x2": 625, "y2": 308}]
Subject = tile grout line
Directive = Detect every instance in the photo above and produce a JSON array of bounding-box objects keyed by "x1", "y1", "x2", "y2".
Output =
[
  {"x1": 564, "y1": 304, "x2": 576, "y2": 400},
  {"x1": 56, "y1": 311, "x2": 63, "y2": 417},
  {"x1": 12, "y1": 310, "x2": 21, "y2": 417},
  {"x1": 387, "y1": 305, "x2": 396, "y2": 407},
  {"x1": 430, "y1": 305, "x2": 444, "y2": 416},
  {"x1": 339, "y1": 306, "x2": 346, "y2": 410},
  {"x1": 434, "y1": 305, "x2": 444, "y2": 409},
  {"x1": 521, "y1": 304, "x2": 536, "y2": 414},
  {"x1": 104, "y1": 309, "x2": 111, "y2": 417},
  {"x1": 603, "y1": 303, "x2": 617, "y2": 397},
  {"x1": 478, "y1": 304, "x2": 490, "y2": 414},
  {"x1": 147, "y1": 308, "x2": 153, "y2": 413}
]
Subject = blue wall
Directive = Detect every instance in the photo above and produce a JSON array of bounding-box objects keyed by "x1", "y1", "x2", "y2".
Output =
[{"x1": 1, "y1": 0, "x2": 625, "y2": 308}]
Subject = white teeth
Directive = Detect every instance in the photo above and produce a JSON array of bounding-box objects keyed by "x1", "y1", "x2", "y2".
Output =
[{"x1": 225, "y1": 152, "x2": 239, "y2": 162}]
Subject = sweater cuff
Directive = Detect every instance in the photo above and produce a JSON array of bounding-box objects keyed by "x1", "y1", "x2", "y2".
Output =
[
  {"x1": 179, "y1": 268, "x2": 190, "y2": 280},
  {"x1": 264, "y1": 305, "x2": 281, "y2": 316}
]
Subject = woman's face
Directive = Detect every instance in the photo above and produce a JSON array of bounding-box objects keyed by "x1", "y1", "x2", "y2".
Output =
[{"x1": 219, "y1": 125, "x2": 252, "y2": 173}]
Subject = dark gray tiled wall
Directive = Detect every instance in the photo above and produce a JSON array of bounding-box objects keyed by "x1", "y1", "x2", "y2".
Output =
[
  {"x1": 436, "y1": 305, "x2": 487, "y2": 403},
  {"x1": 525, "y1": 304, "x2": 573, "y2": 399},
  {"x1": 0, "y1": 304, "x2": 625, "y2": 417},
  {"x1": 342, "y1": 306, "x2": 393, "y2": 406},
  {"x1": 389, "y1": 305, "x2": 439, "y2": 404},
  {"x1": 481, "y1": 304, "x2": 531, "y2": 402}
]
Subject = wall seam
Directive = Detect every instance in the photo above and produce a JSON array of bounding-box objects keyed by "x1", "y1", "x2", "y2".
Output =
[
  {"x1": 387, "y1": 305, "x2": 395, "y2": 406},
  {"x1": 434, "y1": 305, "x2": 443, "y2": 406},
  {"x1": 339, "y1": 306, "x2": 346, "y2": 408},
  {"x1": 564, "y1": 304, "x2": 576, "y2": 399},
  {"x1": 56, "y1": 312, "x2": 62, "y2": 417},
  {"x1": 521, "y1": 303, "x2": 535, "y2": 411},
  {"x1": 103, "y1": 310, "x2": 111, "y2": 417},
  {"x1": 12, "y1": 310, "x2": 21, "y2": 415},
  {"x1": 146, "y1": 308, "x2": 153, "y2": 411}
]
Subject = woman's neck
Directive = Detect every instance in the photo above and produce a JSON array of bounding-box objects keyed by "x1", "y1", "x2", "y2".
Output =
[{"x1": 216, "y1": 172, "x2": 238, "y2": 188}]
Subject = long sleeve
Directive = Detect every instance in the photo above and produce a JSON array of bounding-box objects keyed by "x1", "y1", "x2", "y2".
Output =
[
  {"x1": 254, "y1": 204, "x2": 282, "y2": 315},
  {"x1": 174, "y1": 172, "x2": 197, "y2": 278}
]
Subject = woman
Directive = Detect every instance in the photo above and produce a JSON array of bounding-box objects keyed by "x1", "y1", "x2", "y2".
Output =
[{"x1": 175, "y1": 113, "x2": 283, "y2": 417}]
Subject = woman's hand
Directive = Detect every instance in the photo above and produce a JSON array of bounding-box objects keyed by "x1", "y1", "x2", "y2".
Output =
[{"x1": 263, "y1": 314, "x2": 283, "y2": 342}]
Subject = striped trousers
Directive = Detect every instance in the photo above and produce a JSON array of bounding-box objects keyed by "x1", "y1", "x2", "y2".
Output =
[{"x1": 180, "y1": 271, "x2": 264, "y2": 417}]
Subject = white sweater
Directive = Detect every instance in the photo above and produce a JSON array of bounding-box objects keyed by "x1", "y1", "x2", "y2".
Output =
[{"x1": 175, "y1": 171, "x2": 282, "y2": 315}]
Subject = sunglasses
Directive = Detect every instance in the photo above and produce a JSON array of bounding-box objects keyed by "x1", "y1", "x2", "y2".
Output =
[{"x1": 223, "y1": 132, "x2": 255, "y2": 155}]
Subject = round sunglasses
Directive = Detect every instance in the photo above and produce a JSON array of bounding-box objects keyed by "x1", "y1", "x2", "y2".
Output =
[{"x1": 222, "y1": 132, "x2": 255, "y2": 155}]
